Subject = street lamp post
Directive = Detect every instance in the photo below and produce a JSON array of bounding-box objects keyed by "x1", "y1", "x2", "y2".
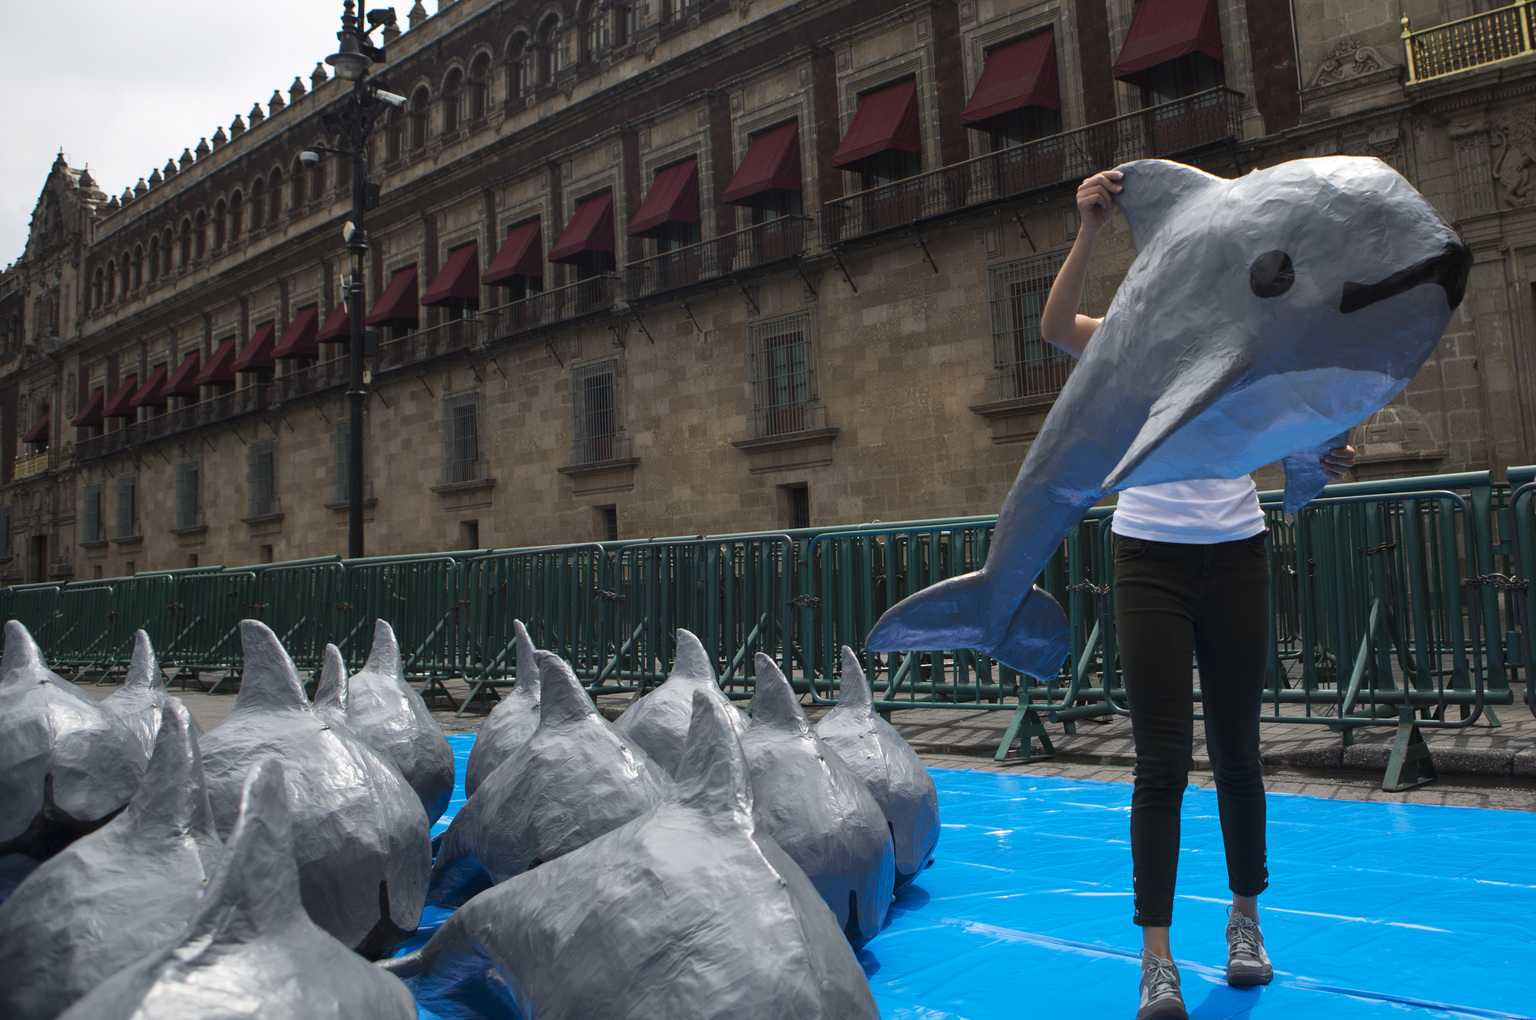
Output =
[{"x1": 306, "y1": 1, "x2": 398, "y2": 559}]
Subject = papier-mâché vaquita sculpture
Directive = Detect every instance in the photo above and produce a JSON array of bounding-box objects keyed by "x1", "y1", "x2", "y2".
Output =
[
  {"x1": 866, "y1": 157, "x2": 1470, "y2": 679},
  {"x1": 613, "y1": 628, "x2": 749, "y2": 776},
  {"x1": 385, "y1": 692, "x2": 880, "y2": 1020},
  {"x1": 462, "y1": 619, "x2": 541, "y2": 799},
  {"x1": 100, "y1": 630, "x2": 170, "y2": 759}
]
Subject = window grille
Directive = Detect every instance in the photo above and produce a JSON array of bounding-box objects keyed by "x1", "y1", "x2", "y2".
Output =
[
  {"x1": 248, "y1": 441, "x2": 276, "y2": 517},
  {"x1": 0, "y1": 506, "x2": 10, "y2": 558},
  {"x1": 334, "y1": 422, "x2": 354, "y2": 503},
  {"x1": 82, "y1": 484, "x2": 102, "y2": 543},
  {"x1": 570, "y1": 360, "x2": 620, "y2": 465},
  {"x1": 175, "y1": 461, "x2": 200, "y2": 530},
  {"x1": 115, "y1": 476, "x2": 137, "y2": 539},
  {"x1": 443, "y1": 395, "x2": 482, "y2": 484},
  {"x1": 748, "y1": 311, "x2": 817, "y2": 438},
  {"x1": 988, "y1": 252, "x2": 1074, "y2": 401}
]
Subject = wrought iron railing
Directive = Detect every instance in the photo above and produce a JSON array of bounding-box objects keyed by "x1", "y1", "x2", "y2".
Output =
[
  {"x1": 625, "y1": 217, "x2": 810, "y2": 300},
  {"x1": 821, "y1": 87, "x2": 1244, "y2": 246},
  {"x1": 273, "y1": 358, "x2": 349, "y2": 402},
  {"x1": 13, "y1": 450, "x2": 53, "y2": 478},
  {"x1": 483, "y1": 275, "x2": 617, "y2": 344},
  {"x1": 748, "y1": 400, "x2": 827, "y2": 442},
  {"x1": 569, "y1": 428, "x2": 630, "y2": 469},
  {"x1": 377, "y1": 316, "x2": 482, "y2": 374},
  {"x1": 1402, "y1": 2, "x2": 1535, "y2": 83},
  {"x1": 991, "y1": 355, "x2": 1075, "y2": 402},
  {"x1": 74, "y1": 388, "x2": 267, "y2": 461}
]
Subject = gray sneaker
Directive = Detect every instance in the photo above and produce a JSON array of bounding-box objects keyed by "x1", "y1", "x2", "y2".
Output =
[
  {"x1": 1225, "y1": 907, "x2": 1273, "y2": 986},
  {"x1": 1137, "y1": 950, "x2": 1188, "y2": 1020}
]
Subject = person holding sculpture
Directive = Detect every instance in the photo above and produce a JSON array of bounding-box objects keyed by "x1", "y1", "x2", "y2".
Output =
[{"x1": 1041, "y1": 168, "x2": 1355, "y2": 1020}]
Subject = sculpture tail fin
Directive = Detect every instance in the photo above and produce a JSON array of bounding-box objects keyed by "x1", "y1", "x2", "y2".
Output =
[{"x1": 991, "y1": 585, "x2": 1071, "y2": 681}]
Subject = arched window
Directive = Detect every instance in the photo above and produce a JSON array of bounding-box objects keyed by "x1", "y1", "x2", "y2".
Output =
[
  {"x1": 230, "y1": 190, "x2": 245, "y2": 240},
  {"x1": 93, "y1": 267, "x2": 104, "y2": 308},
  {"x1": 537, "y1": 16, "x2": 560, "y2": 85},
  {"x1": 148, "y1": 236, "x2": 161, "y2": 282},
  {"x1": 291, "y1": 158, "x2": 307, "y2": 208},
  {"x1": 469, "y1": 54, "x2": 490, "y2": 120},
  {"x1": 132, "y1": 246, "x2": 143, "y2": 290},
  {"x1": 195, "y1": 211, "x2": 208, "y2": 258},
  {"x1": 311, "y1": 155, "x2": 327, "y2": 197},
  {"x1": 581, "y1": 1, "x2": 606, "y2": 63},
  {"x1": 443, "y1": 69, "x2": 463, "y2": 133},
  {"x1": 213, "y1": 200, "x2": 227, "y2": 248},
  {"x1": 250, "y1": 179, "x2": 265, "y2": 231},
  {"x1": 163, "y1": 228, "x2": 174, "y2": 270},
  {"x1": 180, "y1": 219, "x2": 192, "y2": 266},
  {"x1": 106, "y1": 260, "x2": 117, "y2": 301},
  {"x1": 509, "y1": 33, "x2": 531, "y2": 101},
  {"x1": 268, "y1": 169, "x2": 283, "y2": 222},
  {"x1": 410, "y1": 87, "x2": 429, "y2": 151},
  {"x1": 385, "y1": 107, "x2": 404, "y2": 162},
  {"x1": 612, "y1": 2, "x2": 635, "y2": 47}
]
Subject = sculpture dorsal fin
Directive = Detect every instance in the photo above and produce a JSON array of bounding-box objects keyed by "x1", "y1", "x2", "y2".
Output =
[
  {"x1": 836, "y1": 646, "x2": 876, "y2": 717},
  {"x1": 231, "y1": 620, "x2": 311, "y2": 715},
  {"x1": 1112, "y1": 159, "x2": 1224, "y2": 251},
  {"x1": 360, "y1": 619, "x2": 403, "y2": 686},
  {"x1": 674, "y1": 690, "x2": 754, "y2": 821},
  {"x1": 181, "y1": 758, "x2": 303, "y2": 942},
  {"x1": 0, "y1": 620, "x2": 53, "y2": 687},
  {"x1": 536, "y1": 651, "x2": 596, "y2": 726},
  {"x1": 669, "y1": 629, "x2": 718, "y2": 687},
  {"x1": 749, "y1": 653, "x2": 808, "y2": 734},
  {"x1": 313, "y1": 643, "x2": 348, "y2": 714},
  {"x1": 122, "y1": 629, "x2": 164, "y2": 694},
  {"x1": 510, "y1": 620, "x2": 540, "y2": 707},
  {"x1": 127, "y1": 697, "x2": 218, "y2": 845}
]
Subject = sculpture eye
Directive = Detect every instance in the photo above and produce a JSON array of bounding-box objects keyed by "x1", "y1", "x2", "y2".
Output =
[{"x1": 1250, "y1": 250, "x2": 1295, "y2": 298}]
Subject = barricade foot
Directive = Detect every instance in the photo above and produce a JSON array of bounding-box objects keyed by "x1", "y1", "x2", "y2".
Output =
[
  {"x1": 995, "y1": 705, "x2": 1055, "y2": 763},
  {"x1": 1381, "y1": 708, "x2": 1436, "y2": 792}
]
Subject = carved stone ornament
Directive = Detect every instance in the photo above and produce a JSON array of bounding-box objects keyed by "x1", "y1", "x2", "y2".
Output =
[
  {"x1": 1309, "y1": 39, "x2": 1398, "y2": 89},
  {"x1": 1491, "y1": 107, "x2": 1536, "y2": 207}
]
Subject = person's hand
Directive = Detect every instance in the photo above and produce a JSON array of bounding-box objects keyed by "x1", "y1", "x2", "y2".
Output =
[
  {"x1": 1321, "y1": 444, "x2": 1356, "y2": 482},
  {"x1": 1077, "y1": 170, "x2": 1123, "y2": 234}
]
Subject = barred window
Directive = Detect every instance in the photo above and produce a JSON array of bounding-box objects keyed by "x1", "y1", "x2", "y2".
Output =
[
  {"x1": 115, "y1": 476, "x2": 137, "y2": 539},
  {"x1": 0, "y1": 505, "x2": 10, "y2": 558},
  {"x1": 248, "y1": 441, "x2": 276, "y2": 517},
  {"x1": 175, "y1": 461, "x2": 200, "y2": 530},
  {"x1": 570, "y1": 360, "x2": 620, "y2": 466},
  {"x1": 988, "y1": 252, "x2": 1073, "y2": 401},
  {"x1": 443, "y1": 395, "x2": 481, "y2": 484},
  {"x1": 748, "y1": 311, "x2": 817, "y2": 438},
  {"x1": 82, "y1": 484, "x2": 102, "y2": 543}
]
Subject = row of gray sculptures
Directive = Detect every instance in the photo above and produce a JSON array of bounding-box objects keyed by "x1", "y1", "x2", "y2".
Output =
[{"x1": 0, "y1": 615, "x2": 939, "y2": 1018}]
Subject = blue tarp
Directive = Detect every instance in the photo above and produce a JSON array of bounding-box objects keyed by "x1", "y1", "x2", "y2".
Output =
[{"x1": 416, "y1": 735, "x2": 1535, "y2": 1019}]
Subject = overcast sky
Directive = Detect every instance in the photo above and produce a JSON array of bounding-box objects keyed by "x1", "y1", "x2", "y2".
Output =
[{"x1": 1, "y1": 0, "x2": 403, "y2": 268}]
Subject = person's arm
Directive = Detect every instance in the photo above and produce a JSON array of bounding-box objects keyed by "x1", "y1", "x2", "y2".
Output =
[
  {"x1": 1041, "y1": 170, "x2": 1123, "y2": 359},
  {"x1": 1321, "y1": 444, "x2": 1356, "y2": 481}
]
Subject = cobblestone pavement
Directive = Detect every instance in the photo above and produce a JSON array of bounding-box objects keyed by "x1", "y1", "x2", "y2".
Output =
[{"x1": 89, "y1": 675, "x2": 1536, "y2": 812}]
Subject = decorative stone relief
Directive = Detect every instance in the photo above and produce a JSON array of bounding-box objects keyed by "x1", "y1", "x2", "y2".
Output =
[
  {"x1": 1491, "y1": 107, "x2": 1536, "y2": 207},
  {"x1": 1309, "y1": 39, "x2": 1398, "y2": 89},
  {"x1": 732, "y1": 0, "x2": 750, "y2": 20},
  {"x1": 1367, "y1": 125, "x2": 1407, "y2": 178},
  {"x1": 1450, "y1": 121, "x2": 1497, "y2": 218}
]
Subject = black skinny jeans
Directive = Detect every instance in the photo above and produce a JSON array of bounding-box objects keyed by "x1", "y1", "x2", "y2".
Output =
[{"x1": 1113, "y1": 532, "x2": 1271, "y2": 928}]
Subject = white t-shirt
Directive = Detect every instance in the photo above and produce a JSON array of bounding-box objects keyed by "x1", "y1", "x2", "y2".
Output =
[{"x1": 1110, "y1": 476, "x2": 1265, "y2": 544}]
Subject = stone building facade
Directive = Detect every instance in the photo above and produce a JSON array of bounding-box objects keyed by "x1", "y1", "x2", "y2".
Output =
[{"x1": 2, "y1": 0, "x2": 1533, "y2": 582}]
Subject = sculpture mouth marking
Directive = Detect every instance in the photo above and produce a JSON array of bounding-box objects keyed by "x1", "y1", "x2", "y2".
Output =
[{"x1": 1339, "y1": 240, "x2": 1471, "y2": 313}]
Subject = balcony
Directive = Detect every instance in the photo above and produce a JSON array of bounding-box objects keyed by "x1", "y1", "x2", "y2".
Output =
[
  {"x1": 482, "y1": 275, "x2": 617, "y2": 344},
  {"x1": 273, "y1": 358, "x2": 350, "y2": 403},
  {"x1": 624, "y1": 217, "x2": 811, "y2": 301},
  {"x1": 13, "y1": 449, "x2": 53, "y2": 478},
  {"x1": 1403, "y1": 2, "x2": 1535, "y2": 84},
  {"x1": 377, "y1": 317, "x2": 482, "y2": 375},
  {"x1": 75, "y1": 388, "x2": 268, "y2": 461},
  {"x1": 821, "y1": 87, "x2": 1244, "y2": 246}
]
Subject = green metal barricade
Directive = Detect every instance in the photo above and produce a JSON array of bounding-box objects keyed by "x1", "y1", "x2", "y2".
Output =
[
  {"x1": 2, "y1": 583, "x2": 63, "y2": 651},
  {"x1": 335, "y1": 556, "x2": 464, "y2": 698},
  {"x1": 49, "y1": 583, "x2": 118, "y2": 676},
  {"x1": 251, "y1": 560, "x2": 347, "y2": 674},
  {"x1": 161, "y1": 570, "x2": 258, "y2": 678}
]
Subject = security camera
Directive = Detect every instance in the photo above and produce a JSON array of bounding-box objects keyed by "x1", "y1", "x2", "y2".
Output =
[
  {"x1": 367, "y1": 8, "x2": 397, "y2": 27},
  {"x1": 374, "y1": 88, "x2": 407, "y2": 108},
  {"x1": 343, "y1": 221, "x2": 356, "y2": 243},
  {"x1": 299, "y1": 150, "x2": 320, "y2": 168}
]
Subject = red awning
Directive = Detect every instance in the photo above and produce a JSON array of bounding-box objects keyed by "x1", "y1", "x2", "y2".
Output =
[
  {"x1": 961, "y1": 30, "x2": 1060, "y2": 126},
  {"x1": 129, "y1": 365, "x2": 170, "y2": 408},
  {"x1": 628, "y1": 159, "x2": 700, "y2": 237},
  {"x1": 317, "y1": 303, "x2": 351, "y2": 343},
  {"x1": 1112, "y1": 0, "x2": 1223, "y2": 82},
  {"x1": 102, "y1": 375, "x2": 140, "y2": 418},
  {"x1": 22, "y1": 412, "x2": 49, "y2": 444},
  {"x1": 422, "y1": 242, "x2": 481, "y2": 307},
  {"x1": 483, "y1": 220, "x2": 543, "y2": 285},
  {"x1": 163, "y1": 352, "x2": 202, "y2": 397},
  {"x1": 194, "y1": 338, "x2": 238, "y2": 386},
  {"x1": 549, "y1": 191, "x2": 615, "y2": 264},
  {"x1": 70, "y1": 389, "x2": 105, "y2": 427},
  {"x1": 273, "y1": 307, "x2": 320, "y2": 359},
  {"x1": 232, "y1": 322, "x2": 277, "y2": 373},
  {"x1": 832, "y1": 78, "x2": 920, "y2": 169},
  {"x1": 723, "y1": 122, "x2": 801, "y2": 205},
  {"x1": 365, "y1": 267, "x2": 420, "y2": 327}
]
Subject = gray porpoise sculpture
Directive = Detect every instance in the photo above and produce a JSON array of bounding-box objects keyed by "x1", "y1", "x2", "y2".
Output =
[
  {"x1": 0, "y1": 620, "x2": 146, "y2": 860},
  {"x1": 815, "y1": 646, "x2": 939, "y2": 887},
  {"x1": 315, "y1": 620, "x2": 455, "y2": 824},
  {"x1": 613, "y1": 627, "x2": 749, "y2": 776},
  {"x1": 0, "y1": 699, "x2": 220, "y2": 1020},
  {"x1": 99, "y1": 630, "x2": 169, "y2": 759},
  {"x1": 58, "y1": 759, "x2": 418, "y2": 1020},
  {"x1": 867, "y1": 157, "x2": 1470, "y2": 680},
  {"x1": 197, "y1": 619, "x2": 430, "y2": 958},
  {"x1": 461, "y1": 619, "x2": 541, "y2": 799},
  {"x1": 428, "y1": 650, "x2": 669, "y2": 907},
  {"x1": 385, "y1": 692, "x2": 880, "y2": 1020},
  {"x1": 743, "y1": 652, "x2": 895, "y2": 948}
]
